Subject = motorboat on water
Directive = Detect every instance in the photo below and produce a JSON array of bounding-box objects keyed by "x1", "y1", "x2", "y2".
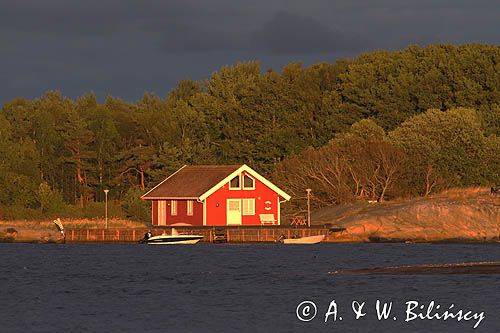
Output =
[
  {"x1": 139, "y1": 228, "x2": 203, "y2": 245},
  {"x1": 277, "y1": 234, "x2": 325, "y2": 244}
]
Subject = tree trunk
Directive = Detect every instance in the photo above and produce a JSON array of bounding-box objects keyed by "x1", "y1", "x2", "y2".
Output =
[
  {"x1": 139, "y1": 169, "x2": 145, "y2": 191},
  {"x1": 76, "y1": 154, "x2": 85, "y2": 208},
  {"x1": 424, "y1": 164, "x2": 436, "y2": 196}
]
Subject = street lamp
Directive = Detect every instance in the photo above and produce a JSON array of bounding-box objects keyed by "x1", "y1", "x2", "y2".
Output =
[
  {"x1": 104, "y1": 189, "x2": 110, "y2": 229},
  {"x1": 306, "y1": 188, "x2": 312, "y2": 227}
]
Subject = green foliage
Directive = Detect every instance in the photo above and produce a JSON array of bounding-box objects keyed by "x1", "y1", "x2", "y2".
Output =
[
  {"x1": 275, "y1": 119, "x2": 406, "y2": 212},
  {"x1": 121, "y1": 187, "x2": 151, "y2": 222},
  {"x1": 74, "y1": 201, "x2": 123, "y2": 220},
  {"x1": 340, "y1": 119, "x2": 386, "y2": 141},
  {"x1": 37, "y1": 182, "x2": 66, "y2": 214},
  {"x1": 0, "y1": 44, "x2": 499, "y2": 218},
  {"x1": 277, "y1": 107, "x2": 499, "y2": 213},
  {"x1": 389, "y1": 108, "x2": 496, "y2": 194}
]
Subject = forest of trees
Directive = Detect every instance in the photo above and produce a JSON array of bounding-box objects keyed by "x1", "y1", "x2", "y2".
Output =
[
  {"x1": 0, "y1": 44, "x2": 498, "y2": 220},
  {"x1": 275, "y1": 108, "x2": 500, "y2": 212}
]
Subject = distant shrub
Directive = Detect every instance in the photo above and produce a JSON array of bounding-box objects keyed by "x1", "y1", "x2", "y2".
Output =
[
  {"x1": 0, "y1": 195, "x2": 125, "y2": 221},
  {"x1": 37, "y1": 182, "x2": 66, "y2": 214},
  {"x1": 0, "y1": 205, "x2": 40, "y2": 220},
  {"x1": 121, "y1": 187, "x2": 151, "y2": 222}
]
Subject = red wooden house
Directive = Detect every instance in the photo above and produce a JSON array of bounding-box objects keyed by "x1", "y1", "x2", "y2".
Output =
[{"x1": 141, "y1": 164, "x2": 291, "y2": 226}]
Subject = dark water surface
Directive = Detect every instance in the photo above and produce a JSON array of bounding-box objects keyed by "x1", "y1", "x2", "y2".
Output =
[{"x1": 2, "y1": 243, "x2": 500, "y2": 332}]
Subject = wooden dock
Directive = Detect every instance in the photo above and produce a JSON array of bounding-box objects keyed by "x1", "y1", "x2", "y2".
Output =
[{"x1": 65, "y1": 226, "x2": 347, "y2": 243}]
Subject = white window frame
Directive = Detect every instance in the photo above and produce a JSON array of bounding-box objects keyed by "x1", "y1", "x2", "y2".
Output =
[
  {"x1": 242, "y1": 174, "x2": 255, "y2": 190},
  {"x1": 242, "y1": 198, "x2": 255, "y2": 216},
  {"x1": 187, "y1": 200, "x2": 193, "y2": 216},
  {"x1": 171, "y1": 200, "x2": 177, "y2": 216},
  {"x1": 229, "y1": 174, "x2": 241, "y2": 190}
]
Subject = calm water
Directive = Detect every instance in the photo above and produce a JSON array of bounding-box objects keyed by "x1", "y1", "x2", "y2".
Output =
[{"x1": 2, "y1": 243, "x2": 500, "y2": 332}]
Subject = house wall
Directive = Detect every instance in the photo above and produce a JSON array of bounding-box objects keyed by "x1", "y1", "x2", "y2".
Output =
[
  {"x1": 152, "y1": 200, "x2": 158, "y2": 225},
  {"x1": 205, "y1": 171, "x2": 280, "y2": 226},
  {"x1": 151, "y1": 199, "x2": 203, "y2": 226}
]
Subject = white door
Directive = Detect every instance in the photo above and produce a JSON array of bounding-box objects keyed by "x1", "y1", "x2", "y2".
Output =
[
  {"x1": 158, "y1": 200, "x2": 167, "y2": 226},
  {"x1": 227, "y1": 199, "x2": 242, "y2": 225}
]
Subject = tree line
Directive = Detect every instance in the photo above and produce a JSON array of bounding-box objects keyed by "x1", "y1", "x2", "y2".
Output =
[
  {"x1": 0, "y1": 44, "x2": 498, "y2": 219},
  {"x1": 274, "y1": 108, "x2": 500, "y2": 213}
]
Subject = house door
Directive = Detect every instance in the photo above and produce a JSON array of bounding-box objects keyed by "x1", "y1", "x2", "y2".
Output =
[
  {"x1": 158, "y1": 200, "x2": 167, "y2": 226},
  {"x1": 226, "y1": 199, "x2": 242, "y2": 225}
]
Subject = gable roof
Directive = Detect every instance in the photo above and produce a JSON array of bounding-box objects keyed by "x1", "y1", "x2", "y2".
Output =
[
  {"x1": 141, "y1": 165, "x2": 241, "y2": 199},
  {"x1": 198, "y1": 164, "x2": 291, "y2": 201},
  {"x1": 141, "y1": 164, "x2": 291, "y2": 201}
]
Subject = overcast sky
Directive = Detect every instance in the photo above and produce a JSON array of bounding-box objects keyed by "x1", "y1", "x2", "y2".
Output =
[{"x1": 0, "y1": 0, "x2": 498, "y2": 105}]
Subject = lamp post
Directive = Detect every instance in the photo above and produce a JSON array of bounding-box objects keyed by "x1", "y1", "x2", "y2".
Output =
[
  {"x1": 104, "y1": 189, "x2": 109, "y2": 229},
  {"x1": 306, "y1": 188, "x2": 312, "y2": 227}
]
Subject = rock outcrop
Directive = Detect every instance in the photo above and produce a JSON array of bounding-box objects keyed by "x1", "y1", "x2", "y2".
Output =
[
  {"x1": 0, "y1": 227, "x2": 64, "y2": 243},
  {"x1": 313, "y1": 188, "x2": 500, "y2": 242},
  {"x1": 0, "y1": 228, "x2": 18, "y2": 242}
]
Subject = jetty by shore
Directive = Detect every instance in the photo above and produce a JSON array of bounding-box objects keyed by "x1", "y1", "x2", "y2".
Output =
[
  {"x1": 40, "y1": 226, "x2": 340, "y2": 244},
  {"x1": 3, "y1": 225, "x2": 500, "y2": 244}
]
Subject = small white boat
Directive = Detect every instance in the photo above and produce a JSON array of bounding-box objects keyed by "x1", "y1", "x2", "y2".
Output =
[
  {"x1": 279, "y1": 234, "x2": 325, "y2": 244},
  {"x1": 140, "y1": 229, "x2": 203, "y2": 245}
]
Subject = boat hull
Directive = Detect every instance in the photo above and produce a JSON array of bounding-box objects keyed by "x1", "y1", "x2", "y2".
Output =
[
  {"x1": 145, "y1": 235, "x2": 203, "y2": 245},
  {"x1": 283, "y1": 235, "x2": 325, "y2": 244}
]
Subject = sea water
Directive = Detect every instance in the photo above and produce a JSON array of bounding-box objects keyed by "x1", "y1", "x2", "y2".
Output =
[{"x1": 1, "y1": 243, "x2": 500, "y2": 332}]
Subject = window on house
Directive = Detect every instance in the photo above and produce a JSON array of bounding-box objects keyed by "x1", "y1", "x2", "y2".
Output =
[
  {"x1": 187, "y1": 200, "x2": 193, "y2": 216},
  {"x1": 171, "y1": 200, "x2": 177, "y2": 216},
  {"x1": 229, "y1": 175, "x2": 240, "y2": 189},
  {"x1": 243, "y1": 175, "x2": 255, "y2": 189},
  {"x1": 242, "y1": 198, "x2": 255, "y2": 215}
]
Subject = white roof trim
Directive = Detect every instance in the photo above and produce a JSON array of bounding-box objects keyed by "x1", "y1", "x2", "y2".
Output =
[
  {"x1": 141, "y1": 165, "x2": 187, "y2": 199},
  {"x1": 198, "y1": 164, "x2": 291, "y2": 201}
]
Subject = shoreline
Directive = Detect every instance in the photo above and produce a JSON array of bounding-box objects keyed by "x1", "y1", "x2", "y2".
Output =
[
  {"x1": 2, "y1": 188, "x2": 499, "y2": 245},
  {"x1": 2, "y1": 226, "x2": 500, "y2": 245}
]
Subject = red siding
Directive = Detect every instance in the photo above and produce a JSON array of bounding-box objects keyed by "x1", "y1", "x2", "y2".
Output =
[
  {"x1": 152, "y1": 200, "x2": 158, "y2": 226},
  {"x1": 205, "y1": 171, "x2": 280, "y2": 226},
  {"x1": 151, "y1": 199, "x2": 203, "y2": 226}
]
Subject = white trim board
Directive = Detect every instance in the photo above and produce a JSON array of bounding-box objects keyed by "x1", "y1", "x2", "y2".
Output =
[
  {"x1": 202, "y1": 199, "x2": 206, "y2": 226},
  {"x1": 198, "y1": 164, "x2": 291, "y2": 201},
  {"x1": 277, "y1": 196, "x2": 281, "y2": 226}
]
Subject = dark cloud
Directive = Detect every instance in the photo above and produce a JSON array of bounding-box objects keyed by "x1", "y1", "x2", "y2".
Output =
[
  {"x1": 0, "y1": 1, "x2": 195, "y2": 34},
  {"x1": 0, "y1": 0, "x2": 249, "y2": 53},
  {"x1": 156, "y1": 15, "x2": 251, "y2": 53},
  {"x1": 160, "y1": 26, "x2": 246, "y2": 52},
  {"x1": 250, "y1": 11, "x2": 368, "y2": 54},
  {"x1": 381, "y1": 0, "x2": 499, "y2": 11},
  {"x1": 0, "y1": 0, "x2": 498, "y2": 104}
]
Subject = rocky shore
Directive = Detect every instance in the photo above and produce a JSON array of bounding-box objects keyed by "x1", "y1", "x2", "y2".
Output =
[
  {"x1": 0, "y1": 227, "x2": 64, "y2": 243},
  {"x1": 0, "y1": 218, "x2": 146, "y2": 244},
  {"x1": 313, "y1": 188, "x2": 500, "y2": 243}
]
